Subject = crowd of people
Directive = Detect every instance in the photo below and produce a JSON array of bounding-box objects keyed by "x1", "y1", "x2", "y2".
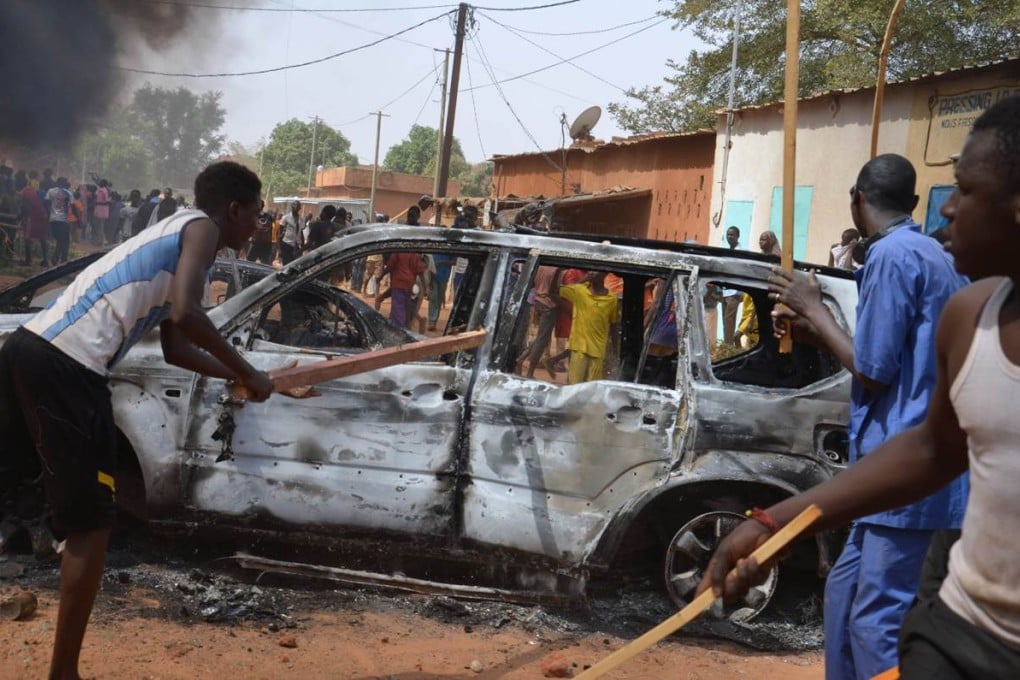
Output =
[{"x1": 0, "y1": 165, "x2": 186, "y2": 267}]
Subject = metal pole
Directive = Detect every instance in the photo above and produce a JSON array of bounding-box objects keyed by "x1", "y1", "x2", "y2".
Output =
[
  {"x1": 306, "y1": 116, "x2": 318, "y2": 197},
  {"x1": 369, "y1": 111, "x2": 389, "y2": 220},
  {"x1": 436, "y1": 3, "x2": 468, "y2": 199},
  {"x1": 713, "y1": 0, "x2": 743, "y2": 227},
  {"x1": 433, "y1": 48, "x2": 451, "y2": 222}
]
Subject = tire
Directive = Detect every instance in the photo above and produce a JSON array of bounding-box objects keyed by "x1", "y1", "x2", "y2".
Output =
[{"x1": 663, "y1": 510, "x2": 778, "y2": 622}]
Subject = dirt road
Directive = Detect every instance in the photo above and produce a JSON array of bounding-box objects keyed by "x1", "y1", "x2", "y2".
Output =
[
  {"x1": 0, "y1": 588, "x2": 822, "y2": 680},
  {"x1": 0, "y1": 535, "x2": 823, "y2": 680}
]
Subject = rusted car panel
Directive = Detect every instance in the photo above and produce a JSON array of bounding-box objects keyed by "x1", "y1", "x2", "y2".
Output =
[{"x1": 0, "y1": 226, "x2": 859, "y2": 607}]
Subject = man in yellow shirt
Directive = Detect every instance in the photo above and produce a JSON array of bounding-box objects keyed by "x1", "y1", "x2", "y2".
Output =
[{"x1": 559, "y1": 271, "x2": 621, "y2": 384}]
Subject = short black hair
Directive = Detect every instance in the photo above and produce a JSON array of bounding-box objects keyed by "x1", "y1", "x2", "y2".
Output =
[
  {"x1": 726, "y1": 226, "x2": 740, "y2": 235},
  {"x1": 194, "y1": 161, "x2": 261, "y2": 216},
  {"x1": 334, "y1": 206, "x2": 348, "y2": 221},
  {"x1": 972, "y1": 93, "x2": 1020, "y2": 191},
  {"x1": 855, "y1": 153, "x2": 917, "y2": 213},
  {"x1": 319, "y1": 204, "x2": 337, "y2": 221}
]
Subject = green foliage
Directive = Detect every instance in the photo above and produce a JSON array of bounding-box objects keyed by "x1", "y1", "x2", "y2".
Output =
[
  {"x1": 71, "y1": 84, "x2": 227, "y2": 193},
  {"x1": 262, "y1": 119, "x2": 357, "y2": 197},
  {"x1": 458, "y1": 162, "x2": 494, "y2": 197},
  {"x1": 384, "y1": 125, "x2": 490, "y2": 195},
  {"x1": 132, "y1": 85, "x2": 226, "y2": 188},
  {"x1": 610, "y1": 0, "x2": 1020, "y2": 134}
]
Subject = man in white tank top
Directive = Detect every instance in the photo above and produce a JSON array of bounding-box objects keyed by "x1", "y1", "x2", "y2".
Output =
[
  {"x1": 0, "y1": 161, "x2": 274, "y2": 680},
  {"x1": 700, "y1": 93, "x2": 1020, "y2": 678}
]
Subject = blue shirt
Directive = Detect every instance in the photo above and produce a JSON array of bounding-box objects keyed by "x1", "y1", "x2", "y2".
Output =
[{"x1": 851, "y1": 222, "x2": 969, "y2": 530}]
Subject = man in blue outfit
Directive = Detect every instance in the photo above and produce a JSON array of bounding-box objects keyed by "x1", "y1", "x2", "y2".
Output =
[{"x1": 766, "y1": 154, "x2": 969, "y2": 679}]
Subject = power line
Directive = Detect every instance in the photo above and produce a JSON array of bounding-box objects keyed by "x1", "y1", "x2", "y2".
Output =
[
  {"x1": 263, "y1": 0, "x2": 444, "y2": 52},
  {"x1": 473, "y1": 0, "x2": 583, "y2": 11},
  {"x1": 488, "y1": 14, "x2": 659, "y2": 37},
  {"x1": 479, "y1": 11, "x2": 626, "y2": 92},
  {"x1": 411, "y1": 73, "x2": 440, "y2": 128},
  {"x1": 469, "y1": 30, "x2": 560, "y2": 171},
  {"x1": 138, "y1": 0, "x2": 457, "y2": 11},
  {"x1": 118, "y1": 10, "x2": 454, "y2": 77},
  {"x1": 463, "y1": 43, "x2": 487, "y2": 160},
  {"x1": 463, "y1": 16, "x2": 669, "y2": 92},
  {"x1": 378, "y1": 64, "x2": 442, "y2": 112}
]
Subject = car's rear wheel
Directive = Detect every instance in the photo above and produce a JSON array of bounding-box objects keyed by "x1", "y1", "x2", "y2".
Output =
[{"x1": 663, "y1": 510, "x2": 778, "y2": 622}]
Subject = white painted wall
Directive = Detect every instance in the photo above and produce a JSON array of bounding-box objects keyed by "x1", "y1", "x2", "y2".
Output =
[{"x1": 708, "y1": 89, "x2": 914, "y2": 265}]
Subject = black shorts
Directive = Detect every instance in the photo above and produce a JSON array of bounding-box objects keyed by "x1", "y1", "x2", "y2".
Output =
[
  {"x1": 0, "y1": 328, "x2": 117, "y2": 535},
  {"x1": 900, "y1": 595, "x2": 1020, "y2": 679}
]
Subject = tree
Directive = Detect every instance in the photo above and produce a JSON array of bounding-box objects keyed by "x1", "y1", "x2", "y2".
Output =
[
  {"x1": 73, "y1": 109, "x2": 155, "y2": 192},
  {"x1": 131, "y1": 84, "x2": 227, "y2": 188},
  {"x1": 384, "y1": 125, "x2": 469, "y2": 182},
  {"x1": 458, "y1": 162, "x2": 494, "y2": 197},
  {"x1": 610, "y1": 0, "x2": 1020, "y2": 134},
  {"x1": 262, "y1": 119, "x2": 357, "y2": 197}
]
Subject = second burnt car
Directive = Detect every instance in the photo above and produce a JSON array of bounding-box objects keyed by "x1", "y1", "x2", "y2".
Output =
[{"x1": 0, "y1": 227, "x2": 856, "y2": 619}]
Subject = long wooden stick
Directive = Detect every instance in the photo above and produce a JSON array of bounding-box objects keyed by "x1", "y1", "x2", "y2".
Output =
[
  {"x1": 777, "y1": 0, "x2": 801, "y2": 354},
  {"x1": 576, "y1": 504, "x2": 823, "y2": 679},
  {"x1": 869, "y1": 0, "x2": 906, "y2": 159},
  {"x1": 232, "y1": 329, "x2": 486, "y2": 399}
]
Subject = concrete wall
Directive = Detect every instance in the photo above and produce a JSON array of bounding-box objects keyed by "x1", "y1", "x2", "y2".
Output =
[
  {"x1": 494, "y1": 132, "x2": 715, "y2": 244},
  {"x1": 708, "y1": 60, "x2": 1020, "y2": 264}
]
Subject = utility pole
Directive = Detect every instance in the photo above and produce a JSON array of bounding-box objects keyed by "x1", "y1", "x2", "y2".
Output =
[
  {"x1": 436, "y1": 3, "x2": 468, "y2": 199},
  {"x1": 368, "y1": 111, "x2": 390, "y2": 221},
  {"x1": 432, "y1": 47, "x2": 451, "y2": 220},
  {"x1": 306, "y1": 115, "x2": 319, "y2": 198}
]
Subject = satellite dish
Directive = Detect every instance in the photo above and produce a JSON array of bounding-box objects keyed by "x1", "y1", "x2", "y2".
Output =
[{"x1": 569, "y1": 106, "x2": 602, "y2": 141}]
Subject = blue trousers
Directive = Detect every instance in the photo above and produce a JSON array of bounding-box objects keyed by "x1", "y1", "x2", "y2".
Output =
[{"x1": 824, "y1": 524, "x2": 933, "y2": 680}]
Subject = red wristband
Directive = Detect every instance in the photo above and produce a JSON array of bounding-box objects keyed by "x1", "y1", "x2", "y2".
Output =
[{"x1": 745, "y1": 507, "x2": 779, "y2": 535}]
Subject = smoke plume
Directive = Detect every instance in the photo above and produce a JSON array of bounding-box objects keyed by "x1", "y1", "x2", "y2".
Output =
[{"x1": 0, "y1": 0, "x2": 237, "y2": 147}]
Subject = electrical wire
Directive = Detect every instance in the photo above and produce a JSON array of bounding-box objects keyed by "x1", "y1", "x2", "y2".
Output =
[
  {"x1": 479, "y1": 11, "x2": 626, "y2": 92},
  {"x1": 469, "y1": 30, "x2": 560, "y2": 172},
  {"x1": 410, "y1": 72, "x2": 440, "y2": 128},
  {"x1": 463, "y1": 16, "x2": 669, "y2": 92},
  {"x1": 118, "y1": 10, "x2": 454, "y2": 77},
  {"x1": 487, "y1": 14, "x2": 659, "y2": 36},
  {"x1": 463, "y1": 43, "x2": 487, "y2": 160},
  {"x1": 473, "y1": 0, "x2": 583, "y2": 11},
  {"x1": 137, "y1": 0, "x2": 457, "y2": 12},
  {"x1": 377, "y1": 64, "x2": 442, "y2": 112}
]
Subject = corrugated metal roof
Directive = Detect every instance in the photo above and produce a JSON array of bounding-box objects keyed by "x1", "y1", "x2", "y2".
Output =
[
  {"x1": 727, "y1": 53, "x2": 1020, "y2": 114},
  {"x1": 491, "y1": 128, "x2": 714, "y2": 162}
]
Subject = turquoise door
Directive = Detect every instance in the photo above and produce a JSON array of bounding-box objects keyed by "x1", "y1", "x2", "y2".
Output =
[
  {"x1": 723, "y1": 200, "x2": 754, "y2": 249},
  {"x1": 768, "y1": 187, "x2": 814, "y2": 261}
]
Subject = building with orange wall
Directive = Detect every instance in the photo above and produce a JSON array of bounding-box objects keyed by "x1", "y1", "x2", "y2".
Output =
[
  {"x1": 491, "y1": 130, "x2": 715, "y2": 243},
  {"x1": 302, "y1": 165, "x2": 461, "y2": 221}
]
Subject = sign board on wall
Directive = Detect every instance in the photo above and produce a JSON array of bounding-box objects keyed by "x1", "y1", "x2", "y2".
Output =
[{"x1": 924, "y1": 86, "x2": 1020, "y2": 165}]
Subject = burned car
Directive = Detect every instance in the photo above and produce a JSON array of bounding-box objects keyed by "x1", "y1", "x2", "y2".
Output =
[{"x1": 0, "y1": 228, "x2": 856, "y2": 619}]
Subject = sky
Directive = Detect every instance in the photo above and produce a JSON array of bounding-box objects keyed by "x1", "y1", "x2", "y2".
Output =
[{"x1": 121, "y1": 0, "x2": 704, "y2": 165}]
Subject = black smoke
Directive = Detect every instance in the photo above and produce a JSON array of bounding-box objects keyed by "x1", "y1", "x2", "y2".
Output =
[{"x1": 0, "y1": 0, "x2": 238, "y2": 147}]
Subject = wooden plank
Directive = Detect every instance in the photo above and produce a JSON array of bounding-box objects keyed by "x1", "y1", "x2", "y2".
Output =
[
  {"x1": 777, "y1": 0, "x2": 801, "y2": 355},
  {"x1": 576, "y1": 504, "x2": 823, "y2": 679},
  {"x1": 232, "y1": 329, "x2": 486, "y2": 399}
]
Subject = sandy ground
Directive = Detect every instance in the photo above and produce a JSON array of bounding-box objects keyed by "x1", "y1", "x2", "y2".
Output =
[{"x1": 0, "y1": 588, "x2": 822, "y2": 680}]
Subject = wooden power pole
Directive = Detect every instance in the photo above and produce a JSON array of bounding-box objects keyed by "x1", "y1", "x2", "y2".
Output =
[
  {"x1": 369, "y1": 111, "x2": 390, "y2": 220},
  {"x1": 436, "y1": 3, "x2": 468, "y2": 200}
]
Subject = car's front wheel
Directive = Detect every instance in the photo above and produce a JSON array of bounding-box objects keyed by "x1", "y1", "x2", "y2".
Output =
[{"x1": 663, "y1": 510, "x2": 778, "y2": 622}]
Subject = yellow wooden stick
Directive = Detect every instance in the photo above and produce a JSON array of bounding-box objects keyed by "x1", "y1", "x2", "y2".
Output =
[{"x1": 576, "y1": 504, "x2": 823, "y2": 679}]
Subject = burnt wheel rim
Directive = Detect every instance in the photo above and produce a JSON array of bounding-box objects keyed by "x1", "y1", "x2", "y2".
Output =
[{"x1": 664, "y1": 510, "x2": 778, "y2": 622}]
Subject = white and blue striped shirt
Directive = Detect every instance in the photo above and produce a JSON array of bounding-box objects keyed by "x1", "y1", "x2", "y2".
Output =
[{"x1": 23, "y1": 209, "x2": 210, "y2": 375}]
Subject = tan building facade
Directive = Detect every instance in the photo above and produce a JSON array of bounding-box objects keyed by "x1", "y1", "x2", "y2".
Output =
[
  {"x1": 305, "y1": 166, "x2": 460, "y2": 221},
  {"x1": 708, "y1": 57, "x2": 1020, "y2": 264},
  {"x1": 492, "y1": 131, "x2": 716, "y2": 243}
]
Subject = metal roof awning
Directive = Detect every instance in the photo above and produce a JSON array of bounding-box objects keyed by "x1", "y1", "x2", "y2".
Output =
[{"x1": 550, "y1": 188, "x2": 652, "y2": 209}]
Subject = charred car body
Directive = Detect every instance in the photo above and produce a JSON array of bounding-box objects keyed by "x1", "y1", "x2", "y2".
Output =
[{"x1": 0, "y1": 228, "x2": 856, "y2": 618}]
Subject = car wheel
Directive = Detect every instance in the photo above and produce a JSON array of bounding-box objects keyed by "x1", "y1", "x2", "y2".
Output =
[{"x1": 663, "y1": 510, "x2": 778, "y2": 622}]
